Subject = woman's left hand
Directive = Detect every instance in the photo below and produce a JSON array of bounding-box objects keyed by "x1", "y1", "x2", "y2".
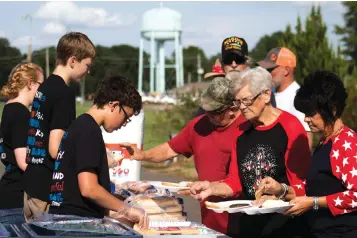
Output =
[{"x1": 284, "y1": 196, "x2": 313, "y2": 216}]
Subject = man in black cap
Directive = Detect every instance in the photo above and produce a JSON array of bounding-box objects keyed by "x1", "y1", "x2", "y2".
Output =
[{"x1": 220, "y1": 36, "x2": 250, "y2": 73}]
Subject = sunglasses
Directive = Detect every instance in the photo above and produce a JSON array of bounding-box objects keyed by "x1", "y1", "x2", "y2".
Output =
[
  {"x1": 233, "y1": 92, "x2": 262, "y2": 108},
  {"x1": 267, "y1": 66, "x2": 278, "y2": 73},
  {"x1": 222, "y1": 53, "x2": 246, "y2": 65}
]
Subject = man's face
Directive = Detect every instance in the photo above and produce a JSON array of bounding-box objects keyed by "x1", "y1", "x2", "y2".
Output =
[
  {"x1": 268, "y1": 65, "x2": 285, "y2": 88},
  {"x1": 205, "y1": 106, "x2": 234, "y2": 127},
  {"x1": 222, "y1": 53, "x2": 248, "y2": 73}
]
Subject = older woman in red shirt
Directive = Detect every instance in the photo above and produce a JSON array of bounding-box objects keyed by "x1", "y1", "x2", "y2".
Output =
[{"x1": 189, "y1": 67, "x2": 311, "y2": 238}]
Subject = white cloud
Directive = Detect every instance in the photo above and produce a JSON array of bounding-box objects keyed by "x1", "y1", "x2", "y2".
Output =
[
  {"x1": 35, "y1": 1, "x2": 136, "y2": 28},
  {"x1": 12, "y1": 36, "x2": 42, "y2": 47},
  {"x1": 0, "y1": 30, "x2": 5, "y2": 37},
  {"x1": 43, "y1": 22, "x2": 66, "y2": 35}
]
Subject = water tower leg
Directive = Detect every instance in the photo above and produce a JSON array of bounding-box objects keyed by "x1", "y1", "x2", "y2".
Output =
[
  {"x1": 174, "y1": 32, "x2": 180, "y2": 89},
  {"x1": 159, "y1": 41, "x2": 166, "y2": 93},
  {"x1": 179, "y1": 34, "x2": 184, "y2": 87},
  {"x1": 156, "y1": 41, "x2": 161, "y2": 93},
  {"x1": 138, "y1": 37, "x2": 144, "y2": 93},
  {"x1": 150, "y1": 33, "x2": 155, "y2": 93}
]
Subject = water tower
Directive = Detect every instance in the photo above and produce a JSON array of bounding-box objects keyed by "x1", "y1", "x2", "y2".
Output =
[{"x1": 138, "y1": 4, "x2": 184, "y2": 93}]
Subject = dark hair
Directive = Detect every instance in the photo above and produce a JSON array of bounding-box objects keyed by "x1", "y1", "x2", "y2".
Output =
[
  {"x1": 93, "y1": 75, "x2": 142, "y2": 115},
  {"x1": 294, "y1": 70, "x2": 348, "y2": 126}
]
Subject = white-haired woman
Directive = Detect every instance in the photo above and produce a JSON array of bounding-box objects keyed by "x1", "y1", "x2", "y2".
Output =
[{"x1": 188, "y1": 67, "x2": 312, "y2": 237}]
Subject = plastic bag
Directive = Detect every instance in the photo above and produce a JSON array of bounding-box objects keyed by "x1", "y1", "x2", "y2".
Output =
[
  {"x1": 0, "y1": 223, "x2": 10, "y2": 237},
  {"x1": 29, "y1": 214, "x2": 131, "y2": 235}
]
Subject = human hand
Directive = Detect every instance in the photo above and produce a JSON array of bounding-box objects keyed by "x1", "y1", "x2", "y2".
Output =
[
  {"x1": 117, "y1": 206, "x2": 149, "y2": 229},
  {"x1": 119, "y1": 143, "x2": 145, "y2": 161},
  {"x1": 252, "y1": 195, "x2": 278, "y2": 207},
  {"x1": 284, "y1": 196, "x2": 313, "y2": 216},
  {"x1": 189, "y1": 181, "x2": 213, "y2": 201},
  {"x1": 256, "y1": 177, "x2": 283, "y2": 199}
]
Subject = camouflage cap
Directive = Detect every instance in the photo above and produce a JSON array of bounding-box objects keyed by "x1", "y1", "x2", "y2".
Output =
[{"x1": 200, "y1": 76, "x2": 235, "y2": 111}]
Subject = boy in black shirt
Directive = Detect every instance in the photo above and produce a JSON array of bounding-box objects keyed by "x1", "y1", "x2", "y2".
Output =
[
  {"x1": 23, "y1": 32, "x2": 96, "y2": 221},
  {"x1": 49, "y1": 75, "x2": 148, "y2": 229}
]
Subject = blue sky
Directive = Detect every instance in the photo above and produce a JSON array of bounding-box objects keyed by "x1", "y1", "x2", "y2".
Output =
[{"x1": 0, "y1": 1, "x2": 346, "y2": 58}]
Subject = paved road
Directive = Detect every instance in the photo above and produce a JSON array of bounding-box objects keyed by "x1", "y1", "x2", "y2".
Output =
[
  {"x1": 141, "y1": 168, "x2": 202, "y2": 223},
  {"x1": 0, "y1": 164, "x2": 202, "y2": 223}
]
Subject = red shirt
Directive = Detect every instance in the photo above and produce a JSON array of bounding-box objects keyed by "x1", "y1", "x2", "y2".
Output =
[
  {"x1": 224, "y1": 111, "x2": 311, "y2": 198},
  {"x1": 323, "y1": 126, "x2": 357, "y2": 215},
  {"x1": 168, "y1": 114, "x2": 245, "y2": 234}
]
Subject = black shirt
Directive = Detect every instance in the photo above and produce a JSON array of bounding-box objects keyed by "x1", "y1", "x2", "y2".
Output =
[
  {"x1": 49, "y1": 114, "x2": 110, "y2": 218},
  {"x1": 23, "y1": 74, "x2": 76, "y2": 201},
  {"x1": 306, "y1": 131, "x2": 357, "y2": 238},
  {"x1": 227, "y1": 111, "x2": 311, "y2": 238},
  {"x1": 0, "y1": 103, "x2": 29, "y2": 208}
]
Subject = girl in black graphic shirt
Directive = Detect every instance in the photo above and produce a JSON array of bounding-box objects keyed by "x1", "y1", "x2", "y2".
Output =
[{"x1": 0, "y1": 63, "x2": 44, "y2": 224}]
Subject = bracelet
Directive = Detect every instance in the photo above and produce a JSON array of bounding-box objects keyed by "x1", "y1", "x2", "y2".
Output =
[
  {"x1": 279, "y1": 183, "x2": 288, "y2": 200},
  {"x1": 313, "y1": 197, "x2": 319, "y2": 211}
]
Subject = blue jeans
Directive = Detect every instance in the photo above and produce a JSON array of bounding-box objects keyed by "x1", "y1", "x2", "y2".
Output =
[{"x1": 0, "y1": 208, "x2": 25, "y2": 224}]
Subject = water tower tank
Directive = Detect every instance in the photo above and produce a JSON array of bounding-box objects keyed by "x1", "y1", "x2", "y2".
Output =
[{"x1": 141, "y1": 7, "x2": 182, "y2": 40}]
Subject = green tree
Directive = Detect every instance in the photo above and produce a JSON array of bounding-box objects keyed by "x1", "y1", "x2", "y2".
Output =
[
  {"x1": 279, "y1": 6, "x2": 347, "y2": 84},
  {"x1": 335, "y1": 2, "x2": 357, "y2": 64},
  {"x1": 0, "y1": 38, "x2": 23, "y2": 88},
  {"x1": 250, "y1": 31, "x2": 285, "y2": 62},
  {"x1": 182, "y1": 46, "x2": 209, "y2": 84},
  {"x1": 31, "y1": 47, "x2": 57, "y2": 76}
]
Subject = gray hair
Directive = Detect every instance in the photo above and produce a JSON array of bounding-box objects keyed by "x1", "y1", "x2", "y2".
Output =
[{"x1": 229, "y1": 66, "x2": 273, "y2": 96}]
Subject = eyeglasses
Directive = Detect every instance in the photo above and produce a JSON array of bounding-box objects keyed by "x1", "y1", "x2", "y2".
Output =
[
  {"x1": 222, "y1": 53, "x2": 246, "y2": 65},
  {"x1": 233, "y1": 92, "x2": 262, "y2": 108},
  {"x1": 206, "y1": 106, "x2": 229, "y2": 116},
  {"x1": 119, "y1": 105, "x2": 132, "y2": 124}
]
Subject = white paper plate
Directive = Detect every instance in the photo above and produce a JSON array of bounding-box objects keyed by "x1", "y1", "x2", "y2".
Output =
[
  {"x1": 205, "y1": 200, "x2": 253, "y2": 213},
  {"x1": 206, "y1": 200, "x2": 294, "y2": 215},
  {"x1": 149, "y1": 181, "x2": 190, "y2": 193},
  {"x1": 240, "y1": 203, "x2": 294, "y2": 215}
]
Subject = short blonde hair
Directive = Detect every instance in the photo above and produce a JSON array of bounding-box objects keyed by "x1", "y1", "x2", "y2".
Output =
[
  {"x1": 56, "y1": 32, "x2": 96, "y2": 66},
  {"x1": 1, "y1": 63, "x2": 43, "y2": 99}
]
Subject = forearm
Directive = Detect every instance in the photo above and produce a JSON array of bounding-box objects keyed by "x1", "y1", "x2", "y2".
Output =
[
  {"x1": 210, "y1": 182, "x2": 234, "y2": 198},
  {"x1": 316, "y1": 196, "x2": 328, "y2": 208},
  {"x1": 144, "y1": 143, "x2": 178, "y2": 163},
  {"x1": 83, "y1": 184, "x2": 127, "y2": 212}
]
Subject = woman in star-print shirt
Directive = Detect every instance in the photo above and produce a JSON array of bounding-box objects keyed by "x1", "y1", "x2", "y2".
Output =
[
  {"x1": 260, "y1": 70, "x2": 357, "y2": 238},
  {"x1": 188, "y1": 67, "x2": 312, "y2": 238}
]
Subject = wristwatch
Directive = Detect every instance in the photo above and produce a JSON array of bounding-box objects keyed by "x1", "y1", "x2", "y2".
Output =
[
  {"x1": 313, "y1": 197, "x2": 319, "y2": 211},
  {"x1": 279, "y1": 183, "x2": 288, "y2": 200}
]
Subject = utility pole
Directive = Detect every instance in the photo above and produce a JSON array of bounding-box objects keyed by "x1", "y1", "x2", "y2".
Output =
[
  {"x1": 197, "y1": 53, "x2": 203, "y2": 83},
  {"x1": 45, "y1": 48, "x2": 50, "y2": 78},
  {"x1": 22, "y1": 14, "x2": 33, "y2": 62},
  {"x1": 188, "y1": 72, "x2": 191, "y2": 84},
  {"x1": 80, "y1": 76, "x2": 85, "y2": 106}
]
